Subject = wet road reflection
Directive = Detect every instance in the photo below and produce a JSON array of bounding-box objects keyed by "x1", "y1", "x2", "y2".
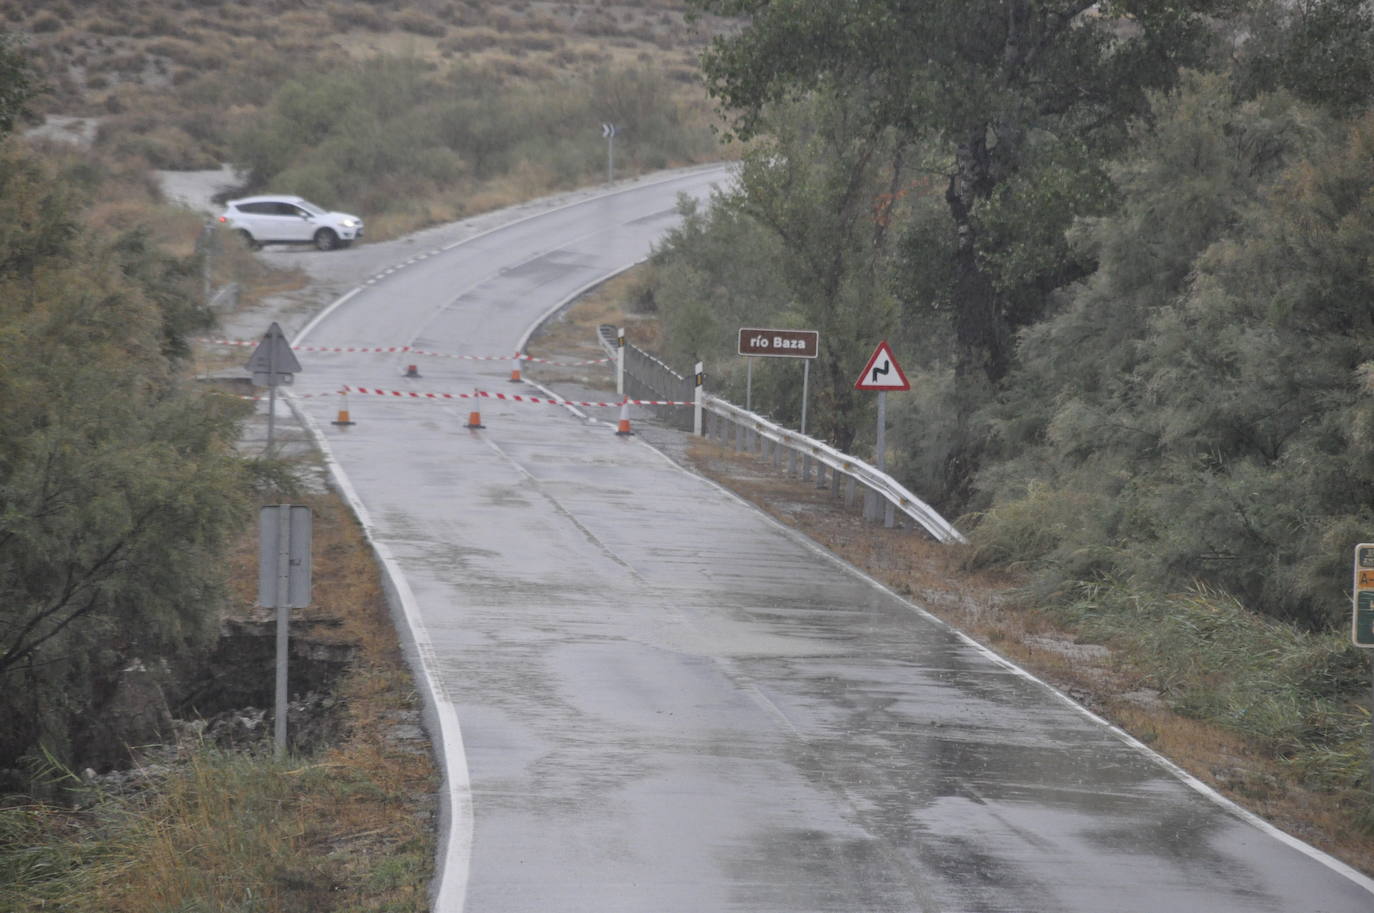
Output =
[{"x1": 293, "y1": 170, "x2": 1374, "y2": 912}]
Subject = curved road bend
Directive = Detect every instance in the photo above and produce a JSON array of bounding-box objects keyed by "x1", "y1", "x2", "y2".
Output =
[{"x1": 284, "y1": 166, "x2": 1374, "y2": 912}]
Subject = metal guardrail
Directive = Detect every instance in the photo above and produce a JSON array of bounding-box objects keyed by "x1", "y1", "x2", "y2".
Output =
[
  {"x1": 597, "y1": 326, "x2": 965, "y2": 544},
  {"x1": 597, "y1": 325, "x2": 694, "y2": 431}
]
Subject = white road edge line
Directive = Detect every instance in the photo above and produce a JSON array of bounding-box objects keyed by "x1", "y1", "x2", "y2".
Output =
[
  {"x1": 504, "y1": 228, "x2": 1374, "y2": 890},
  {"x1": 282, "y1": 156, "x2": 1374, "y2": 900},
  {"x1": 285, "y1": 394, "x2": 475, "y2": 913},
  {"x1": 630, "y1": 435, "x2": 1374, "y2": 896},
  {"x1": 282, "y1": 394, "x2": 473, "y2": 913}
]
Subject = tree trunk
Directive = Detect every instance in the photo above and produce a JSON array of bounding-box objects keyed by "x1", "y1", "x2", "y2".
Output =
[
  {"x1": 936, "y1": 132, "x2": 1009, "y2": 509},
  {"x1": 946, "y1": 133, "x2": 1012, "y2": 385}
]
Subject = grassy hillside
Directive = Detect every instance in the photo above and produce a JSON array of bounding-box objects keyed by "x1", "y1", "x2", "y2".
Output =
[{"x1": 11, "y1": 0, "x2": 730, "y2": 238}]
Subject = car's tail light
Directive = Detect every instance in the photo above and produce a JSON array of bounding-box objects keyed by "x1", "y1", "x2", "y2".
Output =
[{"x1": 217, "y1": 215, "x2": 227, "y2": 222}]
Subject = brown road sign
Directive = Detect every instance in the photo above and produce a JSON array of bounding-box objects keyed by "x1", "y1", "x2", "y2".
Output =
[{"x1": 739, "y1": 328, "x2": 819, "y2": 358}]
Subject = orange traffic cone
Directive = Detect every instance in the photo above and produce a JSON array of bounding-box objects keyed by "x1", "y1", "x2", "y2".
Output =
[
  {"x1": 332, "y1": 393, "x2": 356, "y2": 426},
  {"x1": 509, "y1": 355, "x2": 523, "y2": 383},
  {"x1": 466, "y1": 391, "x2": 485, "y2": 429},
  {"x1": 615, "y1": 400, "x2": 633, "y2": 436},
  {"x1": 405, "y1": 363, "x2": 421, "y2": 378}
]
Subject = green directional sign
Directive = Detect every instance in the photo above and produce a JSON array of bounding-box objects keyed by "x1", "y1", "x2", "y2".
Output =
[
  {"x1": 1353, "y1": 544, "x2": 1374, "y2": 647},
  {"x1": 1357, "y1": 592, "x2": 1374, "y2": 648}
]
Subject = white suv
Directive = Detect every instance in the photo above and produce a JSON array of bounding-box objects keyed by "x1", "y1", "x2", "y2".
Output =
[{"x1": 217, "y1": 195, "x2": 364, "y2": 251}]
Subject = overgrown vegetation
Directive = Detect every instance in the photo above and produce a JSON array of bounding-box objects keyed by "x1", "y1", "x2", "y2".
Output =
[
  {"x1": 1, "y1": 493, "x2": 438, "y2": 912},
  {"x1": 8, "y1": 0, "x2": 726, "y2": 238},
  {"x1": 0, "y1": 130, "x2": 252, "y2": 791},
  {"x1": 228, "y1": 57, "x2": 717, "y2": 233},
  {"x1": 629, "y1": 0, "x2": 1374, "y2": 830}
]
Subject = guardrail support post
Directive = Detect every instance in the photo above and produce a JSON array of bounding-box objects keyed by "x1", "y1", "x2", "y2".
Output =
[
  {"x1": 616, "y1": 327, "x2": 626, "y2": 397},
  {"x1": 845, "y1": 475, "x2": 857, "y2": 507},
  {"x1": 884, "y1": 500, "x2": 896, "y2": 529},
  {"x1": 693, "y1": 362, "x2": 704, "y2": 437}
]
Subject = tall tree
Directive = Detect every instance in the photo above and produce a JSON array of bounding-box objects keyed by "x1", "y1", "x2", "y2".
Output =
[
  {"x1": 1232, "y1": 0, "x2": 1374, "y2": 116},
  {"x1": 729, "y1": 91, "x2": 906, "y2": 449},
  {"x1": 692, "y1": 0, "x2": 1223, "y2": 385},
  {"x1": 650, "y1": 90, "x2": 907, "y2": 449},
  {"x1": 0, "y1": 143, "x2": 250, "y2": 779}
]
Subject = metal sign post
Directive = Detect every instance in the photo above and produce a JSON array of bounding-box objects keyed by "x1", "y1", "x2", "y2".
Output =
[
  {"x1": 245, "y1": 322, "x2": 303, "y2": 453},
  {"x1": 602, "y1": 122, "x2": 618, "y2": 183},
  {"x1": 854, "y1": 341, "x2": 911, "y2": 527},
  {"x1": 259, "y1": 505, "x2": 312, "y2": 757},
  {"x1": 737, "y1": 327, "x2": 819, "y2": 432},
  {"x1": 1352, "y1": 544, "x2": 1374, "y2": 793}
]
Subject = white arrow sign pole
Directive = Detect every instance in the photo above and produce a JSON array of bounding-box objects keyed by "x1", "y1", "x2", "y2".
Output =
[
  {"x1": 854, "y1": 340, "x2": 908, "y2": 526},
  {"x1": 602, "y1": 123, "x2": 616, "y2": 183},
  {"x1": 874, "y1": 390, "x2": 888, "y2": 525},
  {"x1": 267, "y1": 339, "x2": 278, "y2": 452}
]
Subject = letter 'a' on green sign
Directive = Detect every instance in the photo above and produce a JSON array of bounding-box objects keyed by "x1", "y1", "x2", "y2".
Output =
[{"x1": 1353, "y1": 543, "x2": 1374, "y2": 647}]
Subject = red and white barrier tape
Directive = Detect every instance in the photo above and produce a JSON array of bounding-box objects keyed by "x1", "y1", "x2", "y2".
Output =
[
  {"x1": 209, "y1": 389, "x2": 346, "y2": 402},
  {"x1": 198, "y1": 338, "x2": 609, "y2": 366},
  {"x1": 343, "y1": 386, "x2": 692, "y2": 407}
]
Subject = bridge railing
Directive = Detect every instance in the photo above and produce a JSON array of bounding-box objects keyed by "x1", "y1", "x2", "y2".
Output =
[{"x1": 597, "y1": 326, "x2": 965, "y2": 544}]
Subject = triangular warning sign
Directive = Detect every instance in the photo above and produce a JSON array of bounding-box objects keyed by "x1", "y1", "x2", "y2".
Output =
[
  {"x1": 245, "y1": 321, "x2": 302, "y2": 386},
  {"x1": 854, "y1": 340, "x2": 910, "y2": 391}
]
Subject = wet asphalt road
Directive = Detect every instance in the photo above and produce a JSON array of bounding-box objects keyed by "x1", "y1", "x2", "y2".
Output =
[{"x1": 284, "y1": 167, "x2": 1374, "y2": 912}]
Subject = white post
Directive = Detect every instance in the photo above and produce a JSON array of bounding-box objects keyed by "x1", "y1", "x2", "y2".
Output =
[
  {"x1": 746, "y1": 356, "x2": 753, "y2": 413},
  {"x1": 801, "y1": 359, "x2": 810, "y2": 436},
  {"x1": 693, "y1": 361, "x2": 704, "y2": 436},
  {"x1": 265, "y1": 337, "x2": 277, "y2": 453},
  {"x1": 616, "y1": 327, "x2": 626, "y2": 397}
]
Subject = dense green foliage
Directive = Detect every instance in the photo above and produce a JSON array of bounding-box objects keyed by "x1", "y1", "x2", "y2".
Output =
[
  {"x1": 694, "y1": 0, "x2": 1221, "y2": 388},
  {"x1": 976, "y1": 79, "x2": 1374, "y2": 630},
  {"x1": 0, "y1": 138, "x2": 251, "y2": 786}
]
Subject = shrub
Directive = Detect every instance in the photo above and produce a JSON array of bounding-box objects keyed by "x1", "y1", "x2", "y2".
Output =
[
  {"x1": 393, "y1": 9, "x2": 447, "y2": 37},
  {"x1": 29, "y1": 10, "x2": 61, "y2": 32},
  {"x1": 1056, "y1": 580, "x2": 1370, "y2": 791}
]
